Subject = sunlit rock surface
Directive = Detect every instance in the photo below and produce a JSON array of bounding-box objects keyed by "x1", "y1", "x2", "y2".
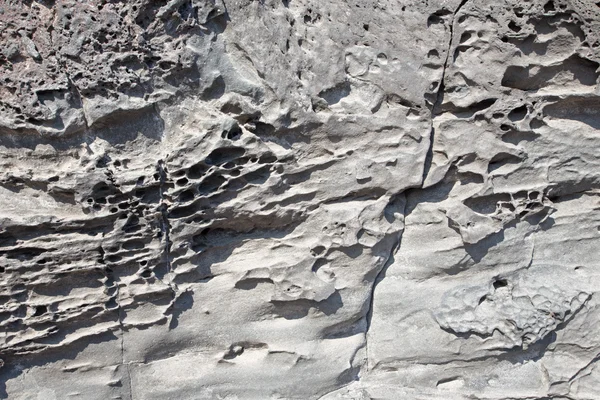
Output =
[{"x1": 1, "y1": 0, "x2": 600, "y2": 399}]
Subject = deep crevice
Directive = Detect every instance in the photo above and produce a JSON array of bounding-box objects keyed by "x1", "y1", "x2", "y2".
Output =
[
  {"x1": 422, "y1": 0, "x2": 471, "y2": 187},
  {"x1": 156, "y1": 159, "x2": 172, "y2": 276},
  {"x1": 363, "y1": 0, "x2": 472, "y2": 380}
]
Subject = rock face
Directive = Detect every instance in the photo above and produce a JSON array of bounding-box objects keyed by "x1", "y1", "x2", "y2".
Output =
[{"x1": 1, "y1": 0, "x2": 600, "y2": 398}]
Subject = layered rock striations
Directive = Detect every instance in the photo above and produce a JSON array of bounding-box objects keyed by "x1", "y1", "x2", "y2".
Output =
[{"x1": 1, "y1": 0, "x2": 600, "y2": 399}]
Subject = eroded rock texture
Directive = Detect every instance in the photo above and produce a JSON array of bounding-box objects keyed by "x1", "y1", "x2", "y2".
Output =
[{"x1": 1, "y1": 0, "x2": 600, "y2": 399}]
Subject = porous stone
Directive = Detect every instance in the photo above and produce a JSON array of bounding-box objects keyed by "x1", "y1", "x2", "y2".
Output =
[{"x1": 1, "y1": 0, "x2": 600, "y2": 399}]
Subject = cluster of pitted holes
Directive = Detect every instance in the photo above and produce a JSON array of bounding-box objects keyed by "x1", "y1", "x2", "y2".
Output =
[
  {"x1": 60, "y1": 4, "x2": 126, "y2": 42},
  {"x1": 498, "y1": 1, "x2": 586, "y2": 44},
  {"x1": 0, "y1": 284, "x2": 58, "y2": 331},
  {"x1": 87, "y1": 192, "x2": 140, "y2": 213},
  {"x1": 509, "y1": 191, "x2": 544, "y2": 216},
  {"x1": 543, "y1": 0, "x2": 570, "y2": 14},
  {"x1": 102, "y1": 265, "x2": 120, "y2": 311},
  {"x1": 303, "y1": 8, "x2": 322, "y2": 25},
  {"x1": 85, "y1": 175, "x2": 154, "y2": 214},
  {"x1": 322, "y1": 222, "x2": 347, "y2": 236},
  {"x1": 0, "y1": 102, "x2": 28, "y2": 122},
  {"x1": 104, "y1": 239, "x2": 147, "y2": 264},
  {"x1": 310, "y1": 245, "x2": 330, "y2": 275},
  {"x1": 100, "y1": 234, "x2": 156, "y2": 301},
  {"x1": 426, "y1": 9, "x2": 452, "y2": 27},
  {"x1": 492, "y1": 102, "x2": 544, "y2": 133},
  {"x1": 453, "y1": 29, "x2": 489, "y2": 63},
  {"x1": 508, "y1": 192, "x2": 543, "y2": 217},
  {"x1": 478, "y1": 278, "x2": 509, "y2": 305},
  {"x1": 52, "y1": 2, "x2": 177, "y2": 97},
  {"x1": 173, "y1": 146, "x2": 279, "y2": 204},
  {"x1": 464, "y1": 190, "x2": 544, "y2": 217}
]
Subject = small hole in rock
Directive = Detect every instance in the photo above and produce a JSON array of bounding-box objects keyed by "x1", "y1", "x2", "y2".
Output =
[
  {"x1": 141, "y1": 269, "x2": 152, "y2": 279},
  {"x1": 179, "y1": 190, "x2": 195, "y2": 202},
  {"x1": 187, "y1": 163, "x2": 207, "y2": 179},
  {"x1": 311, "y1": 245, "x2": 326, "y2": 256},
  {"x1": 493, "y1": 279, "x2": 508, "y2": 289},
  {"x1": 259, "y1": 154, "x2": 278, "y2": 164},
  {"x1": 176, "y1": 177, "x2": 189, "y2": 186},
  {"x1": 34, "y1": 305, "x2": 47, "y2": 316},
  {"x1": 530, "y1": 119, "x2": 544, "y2": 129},
  {"x1": 107, "y1": 255, "x2": 122, "y2": 263},
  {"x1": 508, "y1": 105, "x2": 527, "y2": 121},
  {"x1": 105, "y1": 298, "x2": 118, "y2": 310},
  {"x1": 508, "y1": 21, "x2": 521, "y2": 32},
  {"x1": 460, "y1": 32, "x2": 472, "y2": 43}
]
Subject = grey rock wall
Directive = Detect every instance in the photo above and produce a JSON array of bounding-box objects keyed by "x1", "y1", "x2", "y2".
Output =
[{"x1": 1, "y1": 0, "x2": 600, "y2": 399}]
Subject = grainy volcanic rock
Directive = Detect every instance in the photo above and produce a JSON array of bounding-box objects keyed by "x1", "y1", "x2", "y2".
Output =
[{"x1": 1, "y1": 0, "x2": 600, "y2": 399}]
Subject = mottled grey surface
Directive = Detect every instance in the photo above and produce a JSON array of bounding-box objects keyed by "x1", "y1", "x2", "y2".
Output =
[{"x1": 1, "y1": 0, "x2": 600, "y2": 399}]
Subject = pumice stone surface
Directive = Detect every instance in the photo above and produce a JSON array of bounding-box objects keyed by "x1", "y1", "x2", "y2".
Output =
[{"x1": 1, "y1": 0, "x2": 600, "y2": 399}]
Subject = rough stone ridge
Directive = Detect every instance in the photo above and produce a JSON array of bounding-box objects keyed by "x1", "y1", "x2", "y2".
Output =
[{"x1": 1, "y1": 0, "x2": 600, "y2": 399}]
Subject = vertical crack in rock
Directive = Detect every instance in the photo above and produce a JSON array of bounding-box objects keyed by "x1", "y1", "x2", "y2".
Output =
[
  {"x1": 364, "y1": 195, "x2": 406, "y2": 372},
  {"x1": 567, "y1": 308, "x2": 600, "y2": 384},
  {"x1": 431, "y1": 0, "x2": 470, "y2": 116},
  {"x1": 156, "y1": 159, "x2": 172, "y2": 278},
  {"x1": 120, "y1": 315, "x2": 133, "y2": 400},
  {"x1": 102, "y1": 246, "x2": 132, "y2": 400},
  {"x1": 423, "y1": 0, "x2": 471, "y2": 185},
  {"x1": 364, "y1": 0, "x2": 472, "y2": 375}
]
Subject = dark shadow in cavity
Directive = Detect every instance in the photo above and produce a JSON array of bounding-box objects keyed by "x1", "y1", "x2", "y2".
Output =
[
  {"x1": 543, "y1": 96, "x2": 600, "y2": 129},
  {"x1": 318, "y1": 81, "x2": 351, "y2": 105},
  {"x1": 270, "y1": 290, "x2": 343, "y2": 320},
  {"x1": 168, "y1": 290, "x2": 195, "y2": 330},
  {"x1": 501, "y1": 55, "x2": 599, "y2": 91},
  {"x1": 463, "y1": 226, "x2": 507, "y2": 263},
  {"x1": 501, "y1": 129, "x2": 540, "y2": 145}
]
